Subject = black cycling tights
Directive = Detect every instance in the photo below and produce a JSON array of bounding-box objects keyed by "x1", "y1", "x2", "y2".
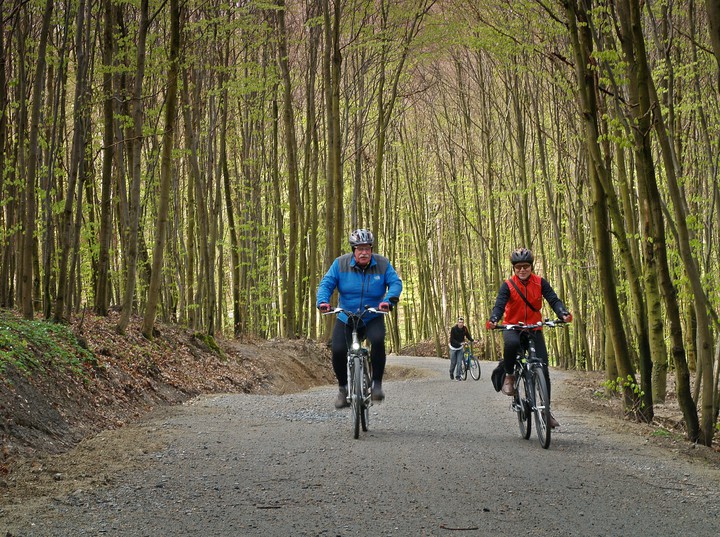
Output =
[
  {"x1": 331, "y1": 315, "x2": 386, "y2": 387},
  {"x1": 502, "y1": 330, "x2": 552, "y2": 400}
]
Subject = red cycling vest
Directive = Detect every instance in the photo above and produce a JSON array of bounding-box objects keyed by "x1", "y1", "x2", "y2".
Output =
[{"x1": 504, "y1": 273, "x2": 543, "y2": 325}]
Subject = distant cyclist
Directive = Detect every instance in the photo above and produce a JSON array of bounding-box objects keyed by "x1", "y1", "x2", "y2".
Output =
[
  {"x1": 317, "y1": 229, "x2": 403, "y2": 408},
  {"x1": 448, "y1": 317, "x2": 473, "y2": 381},
  {"x1": 485, "y1": 248, "x2": 572, "y2": 428}
]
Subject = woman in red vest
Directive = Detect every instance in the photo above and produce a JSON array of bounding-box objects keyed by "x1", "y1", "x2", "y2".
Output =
[{"x1": 485, "y1": 248, "x2": 572, "y2": 428}]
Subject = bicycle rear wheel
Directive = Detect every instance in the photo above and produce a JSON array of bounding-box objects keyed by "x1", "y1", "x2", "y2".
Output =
[
  {"x1": 532, "y1": 368, "x2": 551, "y2": 449},
  {"x1": 351, "y1": 356, "x2": 362, "y2": 439},
  {"x1": 515, "y1": 374, "x2": 531, "y2": 439},
  {"x1": 469, "y1": 356, "x2": 481, "y2": 380}
]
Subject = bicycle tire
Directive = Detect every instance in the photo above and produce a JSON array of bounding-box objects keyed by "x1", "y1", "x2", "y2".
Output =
[
  {"x1": 469, "y1": 356, "x2": 481, "y2": 380},
  {"x1": 361, "y1": 356, "x2": 370, "y2": 432},
  {"x1": 351, "y1": 356, "x2": 362, "y2": 439},
  {"x1": 461, "y1": 357, "x2": 468, "y2": 380},
  {"x1": 516, "y1": 373, "x2": 532, "y2": 439},
  {"x1": 532, "y1": 368, "x2": 551, "y2": 449}
]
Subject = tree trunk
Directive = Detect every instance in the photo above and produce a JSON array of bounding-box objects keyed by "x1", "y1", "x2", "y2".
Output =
[
  {"x1": 55, "y1": 0, "x2": 90, "y2": 323},
  {"x1": 117, "y1": 0, "x2": 149, "y2": 335},
  {"x1": 276, "y1": 0, "x2": 300, "y2": 337},
  {"x1": 96, "y1": 0, "x2": 115, "y2": 316},
  {"x1": 22, "y1": 0, "x2": 54, "y2": 320},
  {"x1": 142, "y1": 0, "x2": 180, "y2": 339}
]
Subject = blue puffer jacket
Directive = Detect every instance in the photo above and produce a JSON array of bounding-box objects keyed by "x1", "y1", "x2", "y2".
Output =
[{"x1": 316, "y1": 253, "x2": 403, "y2": 324}]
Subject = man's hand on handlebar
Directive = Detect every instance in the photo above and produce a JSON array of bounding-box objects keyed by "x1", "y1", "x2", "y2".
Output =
[
  {"x1": 562, "y1": 312, "x2": 573, "y2": 323},
  {"x1": 318, "y1": 303, "x2": 331, "y2": 313},
  {"x1": 485, "y1": 320, "x2": 496, "y2": 330},
  {"x1": 378, "y1": 301, "x2": 391, "y2": 312}
]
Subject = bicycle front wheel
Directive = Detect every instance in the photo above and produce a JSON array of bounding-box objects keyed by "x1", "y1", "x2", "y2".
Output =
[
  {"x1": 461, "y1": 357, "x2": 468, "y2": 380},
  {"x1": 516, "y1": 374, "x2": 531, "y2": 440},
  {"x1": 469, "y1": 356, "x2": 481, "y2": 380},
  {"x1": 361, "y1": 356, "x2": 371, "y2": 432},
  {"x1": 351, "y1": 357, "x2": 362, "y2": 439},
  {"x1": 532, "y1": 368, "x2": 551, "y2": 449}
]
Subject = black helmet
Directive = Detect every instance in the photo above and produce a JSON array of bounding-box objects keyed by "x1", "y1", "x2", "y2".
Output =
[
  {"x1": 510, "y1": 247, "x2": 534, "y2": 265},
  {"x1": 349, "y1": 228, "x2": 374, "y2": 248}
]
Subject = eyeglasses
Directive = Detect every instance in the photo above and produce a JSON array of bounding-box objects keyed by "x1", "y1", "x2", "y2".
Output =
[
  {"x1": 514, "y1": 264, "x2": 532, "y2": 271},
  {"x1": 355, "y1": 246, "x2": 372, "y2": 253}
]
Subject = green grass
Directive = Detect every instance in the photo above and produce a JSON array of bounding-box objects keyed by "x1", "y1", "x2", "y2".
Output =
[{"x1": 0, "y1": 310, "x2": 97, "y2": 377}]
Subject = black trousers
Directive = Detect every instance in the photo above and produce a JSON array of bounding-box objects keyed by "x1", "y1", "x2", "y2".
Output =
[
  {"x1": 331, "y1": 315, "x2": 386, "y2": 387},
  {"x1": 503, "y1": 329, "x2": 552, "y2": 399}
]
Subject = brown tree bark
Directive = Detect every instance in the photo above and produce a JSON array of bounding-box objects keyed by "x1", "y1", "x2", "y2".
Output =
[
  {"x1": 117, "y1": 0, "x2": 149, "y2": 335},
  {"x1": 142, "y1": 0, "x2": 180, "y2": 339},
  {"x1": 21, "y1": 0, "x2": 54, "y2": 320}
]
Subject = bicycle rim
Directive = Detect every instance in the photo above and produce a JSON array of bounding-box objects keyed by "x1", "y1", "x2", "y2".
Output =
[
  {"x1": 361, "y1": 358, "x2": 370, "y2": 432},
  {"x1": 533, "y1": 369, "x2": 551, "y2": 449},
  {"x1": 470, "y1": 357, "x2": 481, "y2": 380}
]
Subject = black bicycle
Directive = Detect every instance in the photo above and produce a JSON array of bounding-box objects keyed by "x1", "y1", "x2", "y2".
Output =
[
  {"x1": 492, "y1": 320, "x2": 565, "y2": 449},
  {"x1": 324, "y1": 306, "x2": 386, "y2": 439},
  {"x1": 460, "y1": 341, "x2": 481, "y2": 381}
]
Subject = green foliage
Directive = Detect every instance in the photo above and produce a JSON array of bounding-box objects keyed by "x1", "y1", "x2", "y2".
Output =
[
  {"x1": 0, "y1": 311, "x2": 97, "y2": 379},
  {"x1": 602, "y1": 375, "x2": 645, "y2": 414}
]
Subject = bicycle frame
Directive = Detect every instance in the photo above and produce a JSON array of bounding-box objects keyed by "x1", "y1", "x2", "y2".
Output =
[
  {"x1": 324, "y1": 306, "x2": 386, "y2": 439},
  {"x1": 493, "y1": 320, "x2": 565, "y2": 449}
]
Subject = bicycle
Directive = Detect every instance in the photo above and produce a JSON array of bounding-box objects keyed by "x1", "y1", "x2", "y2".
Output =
[
  {"x1": 491, "y1": 320, "x2": 566, "y2": 449},
  {"x1": 323, "y1": 306, "x2": 387, "y2": 439},
  {"x1": 460, "y1": 341, "x2": 481, "y2": 381}
]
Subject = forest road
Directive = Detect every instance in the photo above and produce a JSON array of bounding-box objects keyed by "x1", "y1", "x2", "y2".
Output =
[{"x1": 3, "y1": 355, "x2": 720, "y2": 537}]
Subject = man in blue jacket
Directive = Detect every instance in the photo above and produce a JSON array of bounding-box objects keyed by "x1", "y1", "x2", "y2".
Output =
[{"x1": 317, "y1": 229, "x2": 403, "y2": 408}]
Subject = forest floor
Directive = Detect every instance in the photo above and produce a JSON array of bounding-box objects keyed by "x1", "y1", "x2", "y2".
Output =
[{"x1": 1, "y1": 310, "x2": 718, "y2": 506}]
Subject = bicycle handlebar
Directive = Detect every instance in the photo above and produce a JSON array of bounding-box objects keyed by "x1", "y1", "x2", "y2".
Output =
[
  {"x1": 322, "y1": 306, "x2": 389, "y2": 318},
  {"x1": 491, "y1": 319, "x2": 567, "y2": 331}
]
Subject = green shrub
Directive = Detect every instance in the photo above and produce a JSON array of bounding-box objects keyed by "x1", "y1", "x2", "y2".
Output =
[{"x1": 0, "y1": 311, "x2": 97, "y2": 378}]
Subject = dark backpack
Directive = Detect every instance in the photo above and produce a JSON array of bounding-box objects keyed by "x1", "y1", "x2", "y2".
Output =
[{"x1": 491, "y1": 361, "x2": 505, "y2": 392}]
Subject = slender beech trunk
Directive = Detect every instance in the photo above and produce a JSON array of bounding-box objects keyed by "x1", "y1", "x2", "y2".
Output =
[
  {"x1": 276, "y1": 0, "x2": 299, "y2": 336},
  {"x1": 22, "y1": 0, "x2": 53, "y2": 319},
  {"x1": 117, "y1": 0, "x2": 149, "y2": 335},
  {"x1": 563, "y1": 0, "x2": 639, "y2": 410},
  {"x1": 96, "y1": 0, "x2": 115, "y2": 316},
  {"x1": 142, "y1": 0, "x2": 180, "y2": 339}
]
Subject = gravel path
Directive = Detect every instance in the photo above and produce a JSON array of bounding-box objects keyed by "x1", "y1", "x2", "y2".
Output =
[{"x1": 3, "y1": 356, "x2": 720, "y2": 536}]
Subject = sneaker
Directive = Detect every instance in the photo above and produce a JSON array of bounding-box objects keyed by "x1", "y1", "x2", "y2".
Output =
[
  {"x1": 371, "y1": 382, "x2": 385, "y2": 402},
  {"x1": 501, "y1": 374, "x2": 516, "y2": 396},
  {"x1": 450, "y1": 372, "x2": 454, "y2": 380},
  {"x1": 456, "y1": 377, "x2": 462, "y2": 381},
  {"x1": 334, "y1": 386, "x2": 349, "y2": 409},
  {"x1": 549, "y1": 414, "x2": 560, "y2": 429}
]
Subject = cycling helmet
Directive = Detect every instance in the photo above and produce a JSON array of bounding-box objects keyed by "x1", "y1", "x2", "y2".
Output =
[
  {"x1": 349, "y1": 228, "x2": 374, "y2": 248},
  {"x1": 510, "y1": 247, "x2": 534, "y2": 265}
]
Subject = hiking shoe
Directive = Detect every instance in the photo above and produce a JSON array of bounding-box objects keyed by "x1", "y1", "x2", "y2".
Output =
[
  {"x1": 502, "y1": 374, "x2": 516, "y2": 396},
  {"x1": 450, "y1": 372, "x2": 454, "y2": 380},
  {"x1": 371, "y1": 382, "x2": 385, "y2": 402},
  {"x1": 549, "y1": 414, "x2": 560, "y2": 429},
  {"x1": 334, "y1": 386, "x2": 349, "y2": 409}
]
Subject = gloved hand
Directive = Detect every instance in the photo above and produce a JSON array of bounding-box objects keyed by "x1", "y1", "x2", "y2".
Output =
[
  {"x1": 318, "y1": 303, "x2": 331, "y2": 313},
  {"x1": 486, "y1": 320, "x2": 496, "y2": 330},
  {"x1": 378, "y1": 302, "x2": 391, "y2": 312},
  {"x1": 563, "y1": 313, "x2": 573, "y2": 323}
]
